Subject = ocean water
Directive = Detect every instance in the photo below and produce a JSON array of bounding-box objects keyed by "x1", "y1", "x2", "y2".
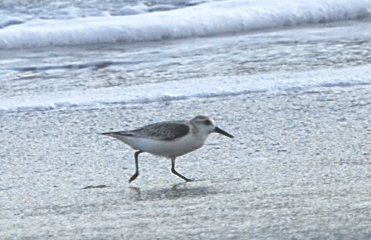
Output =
[{"x1": 1, "y1": 0, "x2": 371, "y2": 111}]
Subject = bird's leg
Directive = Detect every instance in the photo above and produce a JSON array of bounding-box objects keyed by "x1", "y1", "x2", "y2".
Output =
[
  {"x1": 171, "y1": 157, "x2": 193, "y2": 182},
  {"x1": 129, "y1": 151, "x2": 142, "y2": 183}
]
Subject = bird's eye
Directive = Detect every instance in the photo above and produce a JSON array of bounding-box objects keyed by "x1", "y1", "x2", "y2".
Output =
[{"x1": 204, "y1": 120, "x2": 212, "y2": 125}]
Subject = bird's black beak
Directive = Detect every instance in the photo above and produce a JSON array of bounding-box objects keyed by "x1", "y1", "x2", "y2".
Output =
[{"x1": 214, "y1": 127, "x2": 234, "y2": 138}]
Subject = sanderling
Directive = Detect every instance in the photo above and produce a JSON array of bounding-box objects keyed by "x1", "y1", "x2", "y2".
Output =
[{"x1": 101, "y1": 115, "x2": 234, "y2": 183}]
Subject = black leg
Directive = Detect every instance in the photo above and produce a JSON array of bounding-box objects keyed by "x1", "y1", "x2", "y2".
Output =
[
  {"x1": 129, "y1": 151, "x2": 142, "y2": 183},
  {"x1": 171, "y1": 158, "x2": 193, "y2": 182}
]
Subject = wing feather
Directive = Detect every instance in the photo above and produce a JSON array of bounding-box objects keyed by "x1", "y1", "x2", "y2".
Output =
[{"x1": 101, "y1": 121, "x2": 190, "y2": 141}]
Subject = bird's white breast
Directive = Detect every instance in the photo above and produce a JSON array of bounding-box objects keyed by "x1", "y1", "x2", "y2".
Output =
[{"x1": 119, "y1": 131, "x2": 207, "y2": 158}]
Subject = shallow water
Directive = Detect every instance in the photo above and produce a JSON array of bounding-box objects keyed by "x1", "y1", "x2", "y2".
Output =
[{"x1": 2, "y1": 19, "x2": 371, "y2": 101}]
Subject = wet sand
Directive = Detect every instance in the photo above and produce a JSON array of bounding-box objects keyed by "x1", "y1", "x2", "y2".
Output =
[{"x1": 1, "y1": 85, "x2": 371, "y2": 239}]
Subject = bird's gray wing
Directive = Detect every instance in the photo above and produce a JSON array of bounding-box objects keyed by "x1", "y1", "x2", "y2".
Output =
[
  {"x1": 129, "y1": 122, "x2": 190, "y2": 140},
  {"x1": 102, "y1": 121, "x2": 190, "y2": 141}
]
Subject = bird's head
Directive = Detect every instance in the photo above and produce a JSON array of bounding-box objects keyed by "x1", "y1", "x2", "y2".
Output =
[{"x1": 191, "y1": 115, "x2": 234, "y2": 138}]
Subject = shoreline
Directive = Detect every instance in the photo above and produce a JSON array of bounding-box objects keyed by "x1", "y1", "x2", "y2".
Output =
[{"x1": 1, "y1": 85, "x2": 371, "y2": 239}]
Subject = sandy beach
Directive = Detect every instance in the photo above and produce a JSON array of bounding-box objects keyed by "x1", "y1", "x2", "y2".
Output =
[{"x1": 1, "y1": 84, "x2": 370, "y2": 239}]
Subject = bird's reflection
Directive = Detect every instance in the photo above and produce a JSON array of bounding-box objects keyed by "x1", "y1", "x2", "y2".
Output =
[{"x1": 128, "y1": 183, "x2": 217, "y2": 201}]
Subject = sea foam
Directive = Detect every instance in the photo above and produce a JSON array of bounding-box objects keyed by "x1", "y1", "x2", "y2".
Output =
[
  {"x1": 0, "y1": 0, "x2": 370, "y2": 49},
  {"x1": 1, "y1": 65, "x2": 370, "y2": 112}
]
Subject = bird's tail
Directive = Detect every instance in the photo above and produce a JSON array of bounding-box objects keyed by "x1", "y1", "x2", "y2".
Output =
[{"x1": 100, "y1": 131, "x2": 133, "y2": 137}]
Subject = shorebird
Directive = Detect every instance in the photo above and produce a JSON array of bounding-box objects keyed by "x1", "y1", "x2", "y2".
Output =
[{"x1": 101, "y1": 115, "x2": 234, "y2": 182}]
